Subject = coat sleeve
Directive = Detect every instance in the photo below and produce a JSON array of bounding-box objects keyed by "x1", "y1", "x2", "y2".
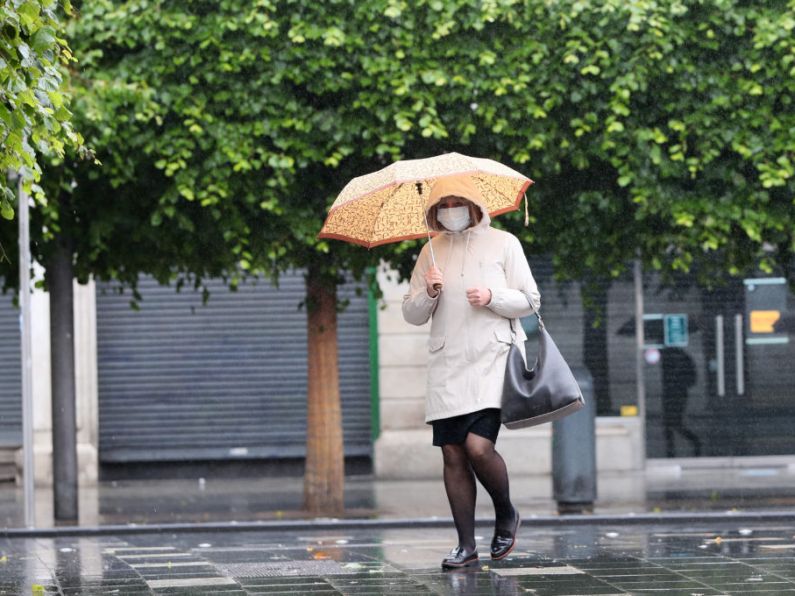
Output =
[
  {"x1": 486, "y1": 234, "x2": 540, "y2": 318},
  {"x1": 402, "y1": 243, "x2": 440, "y2": 326}
]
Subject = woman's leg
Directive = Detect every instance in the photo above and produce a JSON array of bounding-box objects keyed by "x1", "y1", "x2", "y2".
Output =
[
  {"x1": 441, "y1": 443, "x2": 477, "y2": 551},
  {"x1": 463, "y1": 433, "x2": 515, "y2": 532}
]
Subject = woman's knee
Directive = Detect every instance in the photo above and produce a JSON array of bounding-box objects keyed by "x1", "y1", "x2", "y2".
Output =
[
  {"x1": 464, "y1": 434, "x2": 495, "y2": 463},
  {"x1": 441, "y1": 443, "x2": 468, "y2": 468}
]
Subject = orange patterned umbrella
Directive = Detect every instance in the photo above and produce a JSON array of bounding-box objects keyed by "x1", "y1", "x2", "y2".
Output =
[{"x1": 318, "y1": 152, "x2": 533, "y2": 248}]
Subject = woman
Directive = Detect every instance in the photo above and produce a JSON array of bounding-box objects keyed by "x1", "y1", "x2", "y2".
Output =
[{"x1": 402, "y1": 175, "x2": 541, "y2": 570}]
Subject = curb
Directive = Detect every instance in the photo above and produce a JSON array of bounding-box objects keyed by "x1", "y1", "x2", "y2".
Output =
[{"x1": 4, "y1": 510, "x2": 795, "y2": 538}]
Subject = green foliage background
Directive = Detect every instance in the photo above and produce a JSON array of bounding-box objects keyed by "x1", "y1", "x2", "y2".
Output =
[
  {"x1": 4, "y1": 0, "x2": 795, "y2": 292},
  {"x1": 0, "y1": 0, "x2": 81, "y2": 219}
]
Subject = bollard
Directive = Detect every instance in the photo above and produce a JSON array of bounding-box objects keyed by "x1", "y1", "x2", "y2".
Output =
[{"x1": 552, "y1": 366, "x2": 597, "y2": 514}]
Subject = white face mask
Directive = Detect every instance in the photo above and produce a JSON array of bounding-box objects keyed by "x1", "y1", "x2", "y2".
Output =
[{"x1": 437, "y1": 206, "x2": 471, "y2": 232}]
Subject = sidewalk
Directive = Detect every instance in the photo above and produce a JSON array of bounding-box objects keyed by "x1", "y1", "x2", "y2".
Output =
[
  {"x1": 3, "y1": 462, "x2": 795, "y2": 530},
  {"x1": 3, "y1": 465, "x2": 795, "y2": 594},
  {"x1": 3, "y1": 519, "x2": 795, "y2": 594}
]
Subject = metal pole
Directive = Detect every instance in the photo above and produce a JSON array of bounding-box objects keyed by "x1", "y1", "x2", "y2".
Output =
[
  {"x1": 735, "y1": 314, "x2": 745, "y2": 396},
  {"x1": 17, "y1": 175, "x2": 35, "y2": 528},
  {"x1": 716, "y1": 315, "x2": 725, "y2": 397},
  {"x1": 633, "y1": 258, "x2": 647, "y2": 465}
]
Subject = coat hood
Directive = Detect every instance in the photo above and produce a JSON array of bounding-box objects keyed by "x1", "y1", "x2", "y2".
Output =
[{"x1": 425, "y1": 175, "x2": 491, "y2": 231}]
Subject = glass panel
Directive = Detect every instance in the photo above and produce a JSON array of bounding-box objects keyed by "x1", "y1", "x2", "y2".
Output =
[
  {"x1": 739, "y1": 278, "x2": 795, "y2": 456},
  {"x1": 645, "y1": 275, "x2": 795, "y2": 458},
  {"x1": 643, "y1": 279, "x2": 709, "y2": 458}
]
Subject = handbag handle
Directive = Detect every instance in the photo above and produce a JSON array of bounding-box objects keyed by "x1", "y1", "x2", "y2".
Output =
[{"x1": 508, "y1": 310, "x2": 544, "y2": 343}]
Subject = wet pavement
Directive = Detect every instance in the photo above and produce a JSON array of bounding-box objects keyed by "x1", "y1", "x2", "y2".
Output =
[
  {"x1": 4, "y1": 521, "x2": 795, "y2": 594},
  {"x1": 3, "y1": 466, "x2": 795, "y2": 593},
  {"x1": 4, "y1": 464, "x2": 795, "y2": 529}
]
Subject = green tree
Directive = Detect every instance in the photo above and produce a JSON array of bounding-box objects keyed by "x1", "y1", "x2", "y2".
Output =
[{"x1": 36, "y1": 0, "x2": 388, "y2": 516}]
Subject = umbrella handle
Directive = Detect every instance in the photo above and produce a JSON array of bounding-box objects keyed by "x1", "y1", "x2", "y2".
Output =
[
  {"x1": 428, "y1": 228, "x2": 442, "y2": 292},
  {"x1": 422, "y1": 189, "x2": 442, "y2": 293}
]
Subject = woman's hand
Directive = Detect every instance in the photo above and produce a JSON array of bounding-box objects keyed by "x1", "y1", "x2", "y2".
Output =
[
  {"x1": 466, "y1": 287, "x2": 492, "y2": 307},
  {"x1": 425, "y1": 266, "x2": 444, "y2": 297}
]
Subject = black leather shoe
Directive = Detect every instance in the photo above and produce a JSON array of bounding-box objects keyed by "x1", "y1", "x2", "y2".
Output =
[
  {"x1": 441, "y1": 546, "x2": 479, "y2": 569},
  {"x1": 491, "y1": 510, "x2": 520, "y2": 560}
]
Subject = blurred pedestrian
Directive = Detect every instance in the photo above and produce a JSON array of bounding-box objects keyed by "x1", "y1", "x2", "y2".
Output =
[
  {"x1": 402, "y1": 176, "x2": 541, "y2": 569},
  {"x1": 661, "y1": 347, "x2": 701, "y2": 457}
]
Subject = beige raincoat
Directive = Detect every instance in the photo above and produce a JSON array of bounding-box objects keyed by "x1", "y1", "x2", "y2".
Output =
[{"x1": 402, "y1": 178, "x2": 541, "y2": 423}]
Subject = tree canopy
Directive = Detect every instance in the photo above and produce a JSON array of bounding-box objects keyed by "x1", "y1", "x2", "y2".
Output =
[
  {"x1": 2, "y1": 0, "x2": 793, "y2": 290},
  {"x1": 505, "y1": 0, "x2": 795, "y2": 285}
]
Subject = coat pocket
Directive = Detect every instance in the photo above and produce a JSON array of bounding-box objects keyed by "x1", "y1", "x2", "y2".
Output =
[
  {"x1": 427, "y1": 336, "x2": 447, "y2": 391},
  {"x1": 428, "y1": 336, "x2": 446, "y2": 353},
  {"x1": 493, "y1": 328, "x2": 513, "y2": 346}
]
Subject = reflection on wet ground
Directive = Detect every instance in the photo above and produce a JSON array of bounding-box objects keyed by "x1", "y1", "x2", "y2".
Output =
[
  {"x1": 3, "y1": 522, "x2": 795, "y2": 594},
  {"x1": 4, "y1": 467, "x2": 795, "y2": 529}
]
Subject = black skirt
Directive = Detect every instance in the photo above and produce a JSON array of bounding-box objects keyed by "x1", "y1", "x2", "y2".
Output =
[{"x1": 431, "y1": 408, "x2": 502, "y2": 447}]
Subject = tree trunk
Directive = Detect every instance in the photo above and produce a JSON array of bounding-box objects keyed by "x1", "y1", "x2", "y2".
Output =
[
  {"x1": 303, "y1": 267, "x2": 345, "y2": 515},
  {"x1": 49, "y1": 225, "x2": 79, "y2": 521}
]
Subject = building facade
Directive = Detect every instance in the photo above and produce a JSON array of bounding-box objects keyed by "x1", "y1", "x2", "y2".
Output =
[{"x1": 1, "y1": 261, "x2": 793, "y2": 486}]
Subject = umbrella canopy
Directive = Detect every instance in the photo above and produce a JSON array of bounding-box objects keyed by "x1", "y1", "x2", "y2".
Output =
[{"x1": 318, "y1": 152, "x2": 533, "y2": 248}]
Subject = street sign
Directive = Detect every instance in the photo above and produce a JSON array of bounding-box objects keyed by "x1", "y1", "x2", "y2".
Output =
[
  {"x1": 642, "y1": 314, "x2": 664, "y2": 348},
  {"x1": 643, "y1": 314, "x2": 689, "y2": 348},
  {"x1": 664, "y1": 314, "x2": 689, "y2": 347},
  {"x1": 744, "y1": 278, "x2": 789, "y2": 345}
]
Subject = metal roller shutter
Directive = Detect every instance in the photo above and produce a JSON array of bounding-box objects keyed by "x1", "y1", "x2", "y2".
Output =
[
  {"x1": 96, "y1": 272, "x2": 372, "y2": 463},
  {"x1": 0, "y1": 294, "x2": 22, "y2": 447}
]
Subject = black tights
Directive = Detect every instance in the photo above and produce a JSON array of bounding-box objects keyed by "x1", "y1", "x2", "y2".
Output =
[{"x1": 441, "y1": 433, "x2": 515, "y2": 551}]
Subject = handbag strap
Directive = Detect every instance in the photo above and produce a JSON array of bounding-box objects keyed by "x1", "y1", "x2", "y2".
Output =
[{"x1": 508, "y1": 311, "x2": 544, "y2": 343}]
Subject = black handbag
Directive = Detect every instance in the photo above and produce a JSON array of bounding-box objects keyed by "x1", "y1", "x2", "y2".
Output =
[{"x1": 501, "y1": 314, "x2": 585, "y2": 429}]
